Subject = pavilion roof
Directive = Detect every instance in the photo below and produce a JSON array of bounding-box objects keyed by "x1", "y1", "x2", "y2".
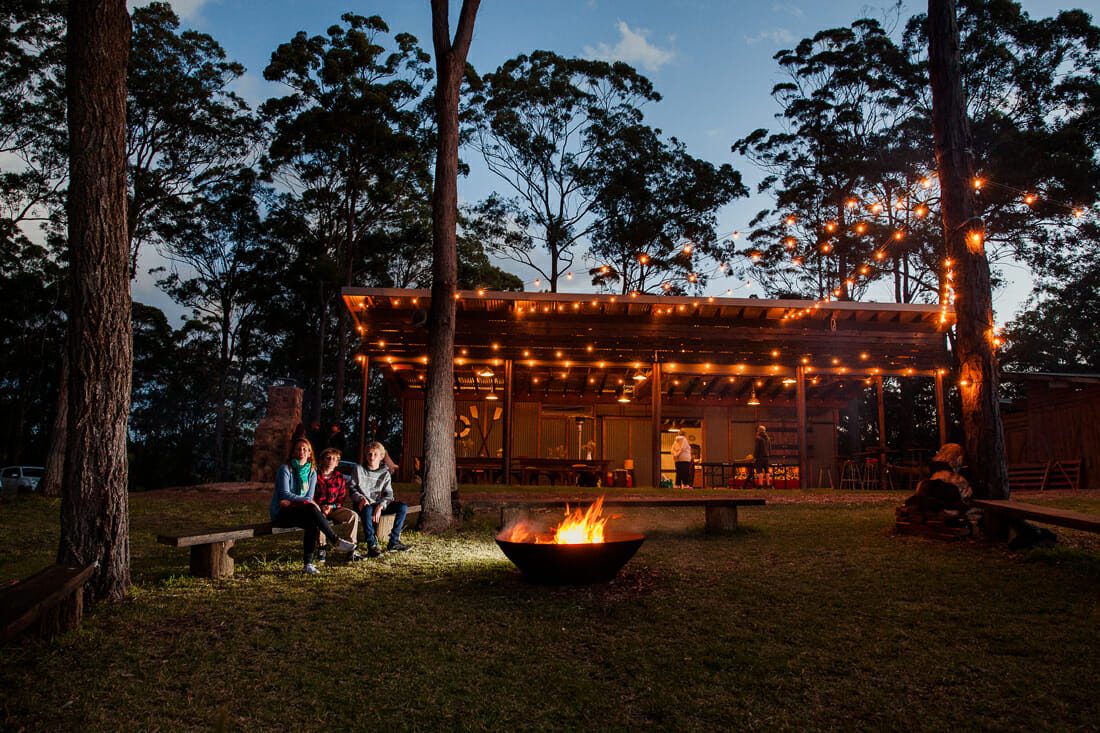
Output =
[{"x1": 343, "y1": 288, "x2": 955, "y2": 405}]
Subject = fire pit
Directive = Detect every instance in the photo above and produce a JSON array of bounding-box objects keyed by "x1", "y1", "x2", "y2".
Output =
[{"x1": 495, "y1": 497, "x2": 645, "y2": 584}]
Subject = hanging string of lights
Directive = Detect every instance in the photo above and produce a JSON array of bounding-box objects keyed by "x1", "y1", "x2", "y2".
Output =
[{"x1": 495, "y1": 172, "x2": 1091, "y2": 317}]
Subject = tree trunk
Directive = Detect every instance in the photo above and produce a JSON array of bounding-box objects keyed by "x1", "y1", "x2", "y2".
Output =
[
  {"x1": 422, "y1": 0, "x2": 479, "y2": 532},
  {"x1": 39, "y1": 351, "x2": 68, "y2": 498},
  {"x1": 61, "y1": 0, "x2": 132, "y2": 601},
  {"x1": 312, "y1": 285, "x2": 329, "y2": 428},
  {"x1": 332, "y1": 187, "x2": 359, "y2": 428},
  {"x1": 928, "y1": 0, "x2": 1008, "y2": 500},
  {"x1": 213, "y1": 309, "x2": 231, "y2": 480}
]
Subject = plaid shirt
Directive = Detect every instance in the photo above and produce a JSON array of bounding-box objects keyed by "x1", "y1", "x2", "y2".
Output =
[{"x1": 314, "y1": 471, "x2": 347, "y2": 509}]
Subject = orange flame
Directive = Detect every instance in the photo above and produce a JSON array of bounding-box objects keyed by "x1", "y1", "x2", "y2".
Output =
[
  {"x1": 501, "y1": 496, "x2": 612, "y2": 544},
  {"x1": 553, "y1": 497, "x2": 609, "y2": 544}
]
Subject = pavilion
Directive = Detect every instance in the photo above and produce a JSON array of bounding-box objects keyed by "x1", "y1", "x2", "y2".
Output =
[{"x1": 342, "y1": 287, "x2": 955, "y2": 489}]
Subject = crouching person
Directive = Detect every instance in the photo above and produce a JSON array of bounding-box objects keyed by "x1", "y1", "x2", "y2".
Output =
[
  {"x1": 315, "y1": 448, "x2": 363, "y2": 563},
  {"x1": 902, "y1": 443, "x2": 983, "y2": 533},
  {"x1": 351, "y1": 442, "x2": 412, "y2": 557}
]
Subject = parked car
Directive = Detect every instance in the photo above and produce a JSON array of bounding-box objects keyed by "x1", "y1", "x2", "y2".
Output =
[{"x1": 1, "y1": 465, "x2": 44, "y2": 495}]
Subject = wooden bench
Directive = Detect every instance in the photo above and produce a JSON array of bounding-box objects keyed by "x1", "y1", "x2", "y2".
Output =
[
  {"x1": 158, "y1": 506, "x2": 420, "y2": 578},
  {"x1": 0, "y1": 563, "x2": 95, "y2": 642},
  {"x1": 971, "y1": 499, "x2": 1100, "y2": 537},
  {"x1": 469, "y1": 497, "x2": 766, "y2": 534}
]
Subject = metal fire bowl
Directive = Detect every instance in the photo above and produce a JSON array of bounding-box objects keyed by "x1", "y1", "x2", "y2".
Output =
[{"x1": 495, "y1": 532, "x2": 645, "y2": 585}]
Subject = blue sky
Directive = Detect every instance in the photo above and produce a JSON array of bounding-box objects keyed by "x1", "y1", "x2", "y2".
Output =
[{"x1": 130, "y1": 0, "x2": 1098, "y2": 322}]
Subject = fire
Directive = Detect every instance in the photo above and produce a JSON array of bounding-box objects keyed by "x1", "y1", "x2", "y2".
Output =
[{"x1": 501, "y1": 496, "x2": 612, "y2": 544}]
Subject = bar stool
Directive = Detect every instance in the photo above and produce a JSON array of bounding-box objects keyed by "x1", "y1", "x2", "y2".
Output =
[
  {"x1": 840, "y1": 460, "x2": 864, "y2": 490},
  {"x1": 861, "y1": 458, "x2": 880, "y2": 490},
  {"x1": 817, "y1": 466, "x2": 834, "y2": 489}
]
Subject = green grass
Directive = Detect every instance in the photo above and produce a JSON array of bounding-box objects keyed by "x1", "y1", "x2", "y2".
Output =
[{"x1": 2, "y1": 489, "x2": 1099, "y2": 731}]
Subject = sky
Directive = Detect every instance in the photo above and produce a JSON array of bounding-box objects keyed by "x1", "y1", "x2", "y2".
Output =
[{"x1": 129, "y1": 0, "x2": 1100, "y2": 325}]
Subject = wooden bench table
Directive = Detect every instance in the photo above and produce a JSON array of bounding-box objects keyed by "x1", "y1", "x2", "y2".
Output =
[
  {"x1": 469, "y1": 497, "x2": 766, "y2": 533},
  {"x1": 971, "y1": 499, "x2": 1100, "y2": 537},
  {"x1": 1, "y1": 563, "x2": 95, "y2": 642},
  {"x1": 159, "y1": 505, "x2": 420, "y2": 578}
]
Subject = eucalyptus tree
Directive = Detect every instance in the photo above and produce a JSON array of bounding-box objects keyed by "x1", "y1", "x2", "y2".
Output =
[
  {"x1": 154, "y1": 169, "x2": 272, "y2": 480},
  {"x1": 734, "y1": 0, "x2": 1100, "y2": 308},
  {"x1": 582, "y1": 123, "x2": 746, "y2": 295},
  {"x1": 903, "y1": 0, "x2": 1100, "y2": 295},
  {"x1": 421, "y1": 0, "x2": 479, "y2": 532},
  {"x1": 468, "y1": 51, "x2": 660, "y2": 291},
  {"x1": 63, "y1": 0, "x2": 131, "y2": 601},
  {"x1": 731, "y1": 15, "x2": 932, "y2": 303},
  {"x1": 0, "y1": 1, "x2": 67, "y2": 468},
  {"x1": 262, "y1": 13, "x2": 434, "y2": 426},
  {"x1": 128, "y1": 2, "x2": 260, "y2": 274},
  {"x1": 39, "y1": 2, "x2": 260, "y2": 495},
  {"x1": 0, "y1": 0, "x2": 66, "y2": 251}
]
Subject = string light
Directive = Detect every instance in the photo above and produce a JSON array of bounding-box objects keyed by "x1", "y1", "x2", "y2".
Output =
[{"x1": 503, "y1": 172, "x2": 1089, "y2": 303}]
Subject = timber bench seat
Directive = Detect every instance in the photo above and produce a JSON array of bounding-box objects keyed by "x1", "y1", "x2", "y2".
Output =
[
  {"x1": 971, "y1": 499, "x2": 1100, "y2": 536},
  {"x1": 0, "y1": 563, "x2": 95, "y2": 642},
  {"x1": 159, "y1": 505, "x2": 420, "y2": 578},
  {"x1": 469, "y1": 497, "x2": 766, "y2": 533}
]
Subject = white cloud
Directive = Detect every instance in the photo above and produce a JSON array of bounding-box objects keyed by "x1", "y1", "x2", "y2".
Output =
[
  {"x1": 584, "y1": 20, "x2": 675, "y2": 72},
  {"x1": 744, "y1": 28, "x2": 796, "y2": 46},
  {"x1": 771, "y1": 3, "x2": 804, "y2": 18},
  {"x1": 232, "y1": 72, "x2": 282, "y2": 110}
]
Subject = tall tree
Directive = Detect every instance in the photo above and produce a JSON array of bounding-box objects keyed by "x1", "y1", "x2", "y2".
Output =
[
  {"x1": 262, "y1": 13, "x2": 434, "y2": 426},
  {"x1": 904, "y1": 0, "x2": 1100, "y2": 279},
  {"x1": 155, "y1": 169, "x2": 271, "y2": 480},
  {"x1": 731, "y1": 15, "x2": 938, "y2": 303},
  {"x1": 0, "y1": 0, "x2": 67, "y2": 247},
  {"x1": 0, "y1": 1, "x2": 67, "y2": 479},
  {"x1": 127, "y1": 2, "x2": 259, "y2": 274},
  {"x1": 928, "y1": 0, "x2": 1008, "y2": 499},
  {"x1": 1001, "y1": 218, "x2": 1100, "y2": 372},
  {"x1": 421, "y1": 0, "x2": 478, "y2": 533},
  {"x1": 583, "y1": 124, "x2": 746, "y2": 294},
  {"x1": 41, "y1": 1, "x2": 258, "y2": 495},
  {"x1": 62, "y1": 0, "x2": 132, "y2": 600},
  {"x1": 469, "y1": 52, "x2": 659, "y2": 291}
]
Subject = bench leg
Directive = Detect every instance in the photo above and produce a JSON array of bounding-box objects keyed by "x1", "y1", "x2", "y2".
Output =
[
  {"x1": 705, "y1": 505, "x2": 739, "y2": 533},
  {"x1": 191, "y1": 540, "x2": 235, "y2": 578},
  {"x1": 35, "y1": 589, "x2": 83, "y2": 638},
  {"x1": 982, "y1": 512, "x2": 1011, "y2": 542},
  {"x1": 375, "y1": 514, "x2": 396, "y2": 546}
]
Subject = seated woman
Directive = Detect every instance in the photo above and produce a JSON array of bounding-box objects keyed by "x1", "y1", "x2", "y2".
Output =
[
  {"x1": 903, "y1": 443, "x2": 984, "y2": 527},
  {"x1": 270, "y1": 438, "x2": 355, "y2": 574}
]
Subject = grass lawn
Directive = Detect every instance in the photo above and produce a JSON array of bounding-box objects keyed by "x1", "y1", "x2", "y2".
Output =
[{"x1": 2, "y1": 486, "x2": 1099, "y2": 731}]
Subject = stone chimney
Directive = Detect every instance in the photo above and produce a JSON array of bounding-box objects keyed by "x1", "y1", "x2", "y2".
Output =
[{"x1": 250, "y1": 386, "x2": 303, "y2": 484}]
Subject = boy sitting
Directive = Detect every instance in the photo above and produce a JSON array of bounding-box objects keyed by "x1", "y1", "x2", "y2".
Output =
[
  {"x1": 315, "y1": 448, "x2": 363, "y2": 562},
  {"x1": 350, "y1": 441, "x2": 412, "y2": 557}
]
